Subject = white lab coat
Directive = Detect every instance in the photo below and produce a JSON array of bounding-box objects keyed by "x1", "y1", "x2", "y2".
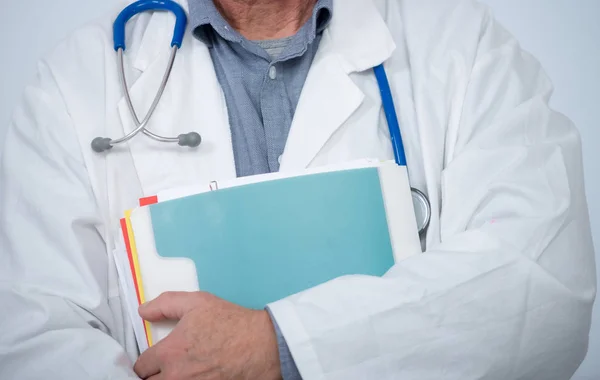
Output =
[{"x1": 0, "y1": 0, "x2": 595, "y2": 379}]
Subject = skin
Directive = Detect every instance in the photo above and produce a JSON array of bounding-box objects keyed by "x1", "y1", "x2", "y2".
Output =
[
  {"x1": 134, "y1": 2, "x2": 317, "y2": 378},
  {"x1": 134, "y1": 292, "x2": 281, "y2": 379},
  {"x1": 213, "y1": 0, "x2": 317, "y2": 40}
]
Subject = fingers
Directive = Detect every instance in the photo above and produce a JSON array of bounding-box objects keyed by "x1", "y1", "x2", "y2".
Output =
[
  {"x1": 136, "y1": 292, "x2": 204, "y2": 377},
  {"x1": 139, "y1": 291, "x2": 199, "y2": 321},
  {"x1": 133, "y1": 345, "x2": 161, "y2": 379},
  {"x1": 146, "y1": 375, "x2": 164, "y2": 380}
]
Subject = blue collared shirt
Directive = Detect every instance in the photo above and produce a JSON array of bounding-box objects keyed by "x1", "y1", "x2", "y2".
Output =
[
  {"x1": 190, "y1": 0, "x2": 332, "y2": 178},
  {"x1": 188, "y1": 1, "x2": 333, "y2": 378}
]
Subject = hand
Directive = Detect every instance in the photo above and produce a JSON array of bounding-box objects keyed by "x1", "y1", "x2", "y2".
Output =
[{"x1": 133, "y1": 291, "x2": 282, "y2": 380}]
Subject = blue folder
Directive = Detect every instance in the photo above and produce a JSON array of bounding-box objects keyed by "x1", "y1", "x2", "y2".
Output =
[{"x1": 148, "y1": 167, "x2": 395, "y2": 309}]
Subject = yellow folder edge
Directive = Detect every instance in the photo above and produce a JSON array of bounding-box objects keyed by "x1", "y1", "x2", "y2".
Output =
[{"x1": 125, "y1": 209, "x2": 154, "y2": 347}]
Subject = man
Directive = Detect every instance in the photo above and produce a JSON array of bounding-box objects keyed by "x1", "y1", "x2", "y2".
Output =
[{"x1": 0, "y1": 0, "x2": 595, "y2": 379}]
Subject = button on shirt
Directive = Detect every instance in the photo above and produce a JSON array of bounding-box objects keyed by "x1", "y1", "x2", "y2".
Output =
[
  {"x1": 189, "y1": 1, "x2": 333, "y2": 379},
  {"x1": 190, "y1": 0, "x2": 333, "y2": 177}
]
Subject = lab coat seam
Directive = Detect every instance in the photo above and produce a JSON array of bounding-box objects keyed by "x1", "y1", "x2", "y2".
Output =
[
  {"x1": 526, "y1": 243, "x2": 593, "y2": 303},
  {"x1": 318, "y1": 294, "x2": 558, "y2": 380},
  {"x1": 445, "y1": 11, "x2": 491, "y2": 168},
  {"x1": 293, "y1": 280, "x2": 545, "y2": 377},
  {"x1": 5, "y1": 64, "x2": 111, "y2": 313},
  {"x1": 61, "y1": 298, "x2": 118, "y2": 351},
  {"x1": 399, "y1": 299, "x2": 562, "y2": 367},
  {"x1": 16, "y1": 76, "x2": 80, "y2": 180},
  {"x1": 40, "y1": 59, "x2": 107, "y2": 227},
  {"x1": 521, "y1": 120, "x2": 572, "y2": 259},
  {"x1": 505, "y1": 263, "x2": 533, "y2": 379},
  {"x1": 443, "y1": 135, "x2": 567, "y2": 241}
]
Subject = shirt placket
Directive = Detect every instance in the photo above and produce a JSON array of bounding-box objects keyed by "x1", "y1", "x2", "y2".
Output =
[{"x1": 260, "y1": 60, "x2": 292, "y2": 172}]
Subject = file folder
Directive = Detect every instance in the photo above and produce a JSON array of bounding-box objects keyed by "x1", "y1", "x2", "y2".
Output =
[{"x1": 119, "y1": 160, "x2": 421, "y2": 347}]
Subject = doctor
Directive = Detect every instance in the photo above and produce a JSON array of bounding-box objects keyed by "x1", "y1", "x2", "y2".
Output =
[{"x1": 0, "y1": 0, "x2": 596, "y2": 379}]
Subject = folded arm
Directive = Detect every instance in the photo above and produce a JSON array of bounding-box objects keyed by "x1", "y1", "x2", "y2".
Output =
[{"x1": 268, "y1": 9, "x2": 596, "y2": 380}]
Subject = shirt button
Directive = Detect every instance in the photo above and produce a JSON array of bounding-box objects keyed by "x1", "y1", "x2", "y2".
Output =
[
  {"x1": 269, "y1": 66, "x2": 277, "y2": 80},
  {"x1": 278, "y1": 155, "x2": 282, "y2": 164}
]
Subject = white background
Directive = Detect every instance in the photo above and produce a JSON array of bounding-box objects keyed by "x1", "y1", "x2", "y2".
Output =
[{"x1": 0, "y1": 0, "x2": 598, "y2": 378}]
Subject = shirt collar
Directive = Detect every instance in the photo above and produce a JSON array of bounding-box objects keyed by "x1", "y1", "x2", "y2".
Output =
[{"x1": 189, "y1": 0, "x2": 333, "y2": 47}]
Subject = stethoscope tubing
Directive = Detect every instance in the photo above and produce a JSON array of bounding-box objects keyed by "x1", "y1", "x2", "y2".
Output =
[
  {"x1": 373, "y1": 63, "x2": 430, "y2": 235},
  {"x1": 94, "y1": 0, "x2": 431, "y2": 235},
  {"x1": 91, "y1": 0, "x2": 200, "y2": 153},
  {"x1": 113, "y1": 46, "x2": 180, "y2": 145}
]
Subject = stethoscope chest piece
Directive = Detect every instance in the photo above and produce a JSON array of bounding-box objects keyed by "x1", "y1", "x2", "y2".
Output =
[{"x1": 411, "y1": 188, "x2": 431, "y2": 235}]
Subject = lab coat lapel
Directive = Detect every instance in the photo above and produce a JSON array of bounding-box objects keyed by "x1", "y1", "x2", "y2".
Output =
[
  {"x1": 279, "y1": 0, "x2": 397, "y2": 171},
  {"x1": 117, "y1": 7, "x2": 236, "y2": 196},
  {"x1": 116, "y1": 0, "x2": 397, "y2": 188},
  {"x1": 278, "y1": 40, "x2": 364, "y2": 172}
]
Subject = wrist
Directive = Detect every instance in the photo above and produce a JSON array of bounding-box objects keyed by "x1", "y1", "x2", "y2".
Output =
[{"x1": 251, "y1": 310, "x2": 282, "y2": 380}]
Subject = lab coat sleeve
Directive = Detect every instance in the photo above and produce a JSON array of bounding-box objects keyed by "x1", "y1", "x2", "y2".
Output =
[
  {"x1": 267, "y1": 10, "x2": 596, "y2": 380},
  {"x1": 0, "y1": 61, "x2": 139, "y2": 380}
]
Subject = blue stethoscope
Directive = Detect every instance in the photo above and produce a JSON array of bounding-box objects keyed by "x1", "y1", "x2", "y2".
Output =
[{"x1": 91, "y1": 0, "x2": 431, "y2": 235}]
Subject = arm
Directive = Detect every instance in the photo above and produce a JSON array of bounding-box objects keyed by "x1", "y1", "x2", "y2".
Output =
[
  {"x1": 0, "y1": 60, "x2": 138, "y2": 379},
  {"x1": 267, "y1": 9, "x2": 596, "y2": 380}
]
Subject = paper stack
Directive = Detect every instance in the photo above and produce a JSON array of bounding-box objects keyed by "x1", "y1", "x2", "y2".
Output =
[{"x1": 113, "y1": 159, "x2": 421, "y2": 352}]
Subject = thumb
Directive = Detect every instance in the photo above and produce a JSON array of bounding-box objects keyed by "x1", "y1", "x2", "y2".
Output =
[{"x1": 139, "y1": 291, "x2": 198, "y2": 322}]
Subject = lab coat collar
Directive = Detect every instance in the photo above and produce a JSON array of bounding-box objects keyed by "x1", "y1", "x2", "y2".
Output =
[
  {"x1": 119, "y1": 0, "x2": 396, "y2": 192},
  {"x1": 323, "y1": 0, "x2": 397, "y2": 74},
  {"x1": 279, "y1": 0, "x2": 397, "y2": 170},
  {"x1": 132, "y1": 0, "x2": 190, "y2": 73},
  {"x1": 117, "y1": 0, "x2": 236, "y2": 196},
  {"x1": 132, "y1": 0, "x2": 396, "y2": 74}
]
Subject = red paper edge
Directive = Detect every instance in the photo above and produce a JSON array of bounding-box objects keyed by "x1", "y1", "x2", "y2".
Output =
[
  {"x1": 139, "y1": 195, "x2": 158, "y2": 207},
  {"x1": 120, "y1": 218, "x2": 142, "y2": 306}
]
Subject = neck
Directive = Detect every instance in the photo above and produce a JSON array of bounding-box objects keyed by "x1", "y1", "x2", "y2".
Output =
[{"x1": 213, "y1": 0, "x2": 317, "y2": 40}]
